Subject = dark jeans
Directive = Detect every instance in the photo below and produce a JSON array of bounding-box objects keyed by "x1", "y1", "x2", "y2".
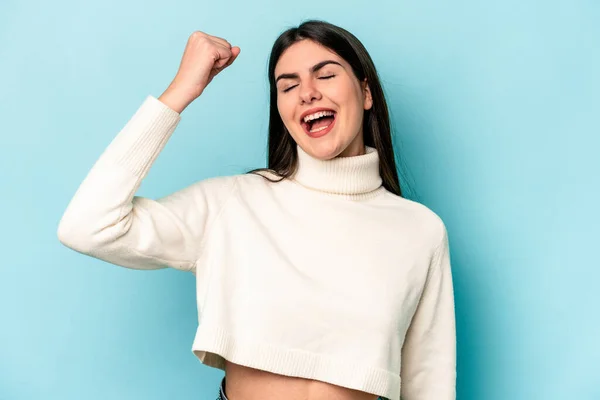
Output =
[{"x1": 216, "y1": 377, "x2": 389, "y2": 400}]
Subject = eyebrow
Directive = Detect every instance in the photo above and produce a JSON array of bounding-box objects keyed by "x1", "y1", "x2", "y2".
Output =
[{"x1": 275, "y1": 60, "x2": 343, "y2": 84}]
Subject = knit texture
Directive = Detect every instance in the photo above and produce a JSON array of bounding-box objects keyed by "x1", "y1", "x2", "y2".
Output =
[{"x1": 58, "y1": 95, "x2": 457, "y2": 400}]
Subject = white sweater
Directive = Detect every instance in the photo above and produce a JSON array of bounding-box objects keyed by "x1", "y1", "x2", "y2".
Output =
[{"x1": 57, "y1": 95, "x2": 456, "y2": 400}]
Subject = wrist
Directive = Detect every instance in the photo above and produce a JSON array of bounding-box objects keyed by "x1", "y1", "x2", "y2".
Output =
[{"x1": 158, "y1": 86, "x2": 194, "y2": 114}]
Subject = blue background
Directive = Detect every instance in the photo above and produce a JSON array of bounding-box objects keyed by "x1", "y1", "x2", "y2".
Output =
[{"x1": 1, "y1": 0, "x2": 599, "y2": 399}]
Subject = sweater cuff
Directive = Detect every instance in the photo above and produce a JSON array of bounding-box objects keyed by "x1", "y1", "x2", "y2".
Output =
[{"x1": 100, "y1": 95, "x2": 182, "y2": 177}]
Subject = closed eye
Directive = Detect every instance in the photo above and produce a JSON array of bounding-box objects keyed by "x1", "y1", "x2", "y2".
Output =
[{"x1": 282, "y1": 75, "x2": 336, "y2": 93}]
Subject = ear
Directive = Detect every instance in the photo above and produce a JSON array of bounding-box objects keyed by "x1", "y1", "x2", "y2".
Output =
[{"x1": 362, "y1": 79, "x2": 373, "y2": 110}]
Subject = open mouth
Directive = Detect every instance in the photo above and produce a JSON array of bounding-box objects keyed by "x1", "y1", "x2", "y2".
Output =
[{"x1": 301, "y1": 112, "x2": 337, "y2": 137}]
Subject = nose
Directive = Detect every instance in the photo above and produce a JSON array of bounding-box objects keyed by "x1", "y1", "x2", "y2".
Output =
[{"x1": 299, "y1": 81, "x2": 322, "y2": 104}]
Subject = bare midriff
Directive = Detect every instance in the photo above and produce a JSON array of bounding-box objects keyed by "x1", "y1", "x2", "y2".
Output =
[{"x1": 224, "y1": 360, "x2": 380, "y2": 400}]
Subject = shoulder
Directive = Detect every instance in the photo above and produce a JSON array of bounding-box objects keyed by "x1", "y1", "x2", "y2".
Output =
[
  {"x1": 184, "y1": 174, "x2": 240, "y2": 195},
  {"x1": 379, "y1": 191, "x2": 448, "y2": 250},
  {"x1": 230, "y1": 169, "x2": 286, "y2": 191},
  {"x1": 380, "y1": 191, "x2": 444, "y2": 224},
  {"x1": 184, "y1": 170, "x2": 282, "y2": 199},
  {"x1": 237, "y1": 169, "x2": 283, "y2": 182}
]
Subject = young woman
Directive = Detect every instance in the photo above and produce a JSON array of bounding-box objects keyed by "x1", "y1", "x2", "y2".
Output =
[{"x1": 58, "y1": 20, "x2": 456, "y2": 400}]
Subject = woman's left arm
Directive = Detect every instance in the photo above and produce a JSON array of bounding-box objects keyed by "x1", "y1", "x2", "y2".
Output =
[{"x1": 400, "y1": 222, "x2": 457, "y2": 400}]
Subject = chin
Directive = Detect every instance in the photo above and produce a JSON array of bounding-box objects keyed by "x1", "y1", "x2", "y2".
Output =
[{"x1": 302, "y1": 139, "x2": 348, "y2": 160}]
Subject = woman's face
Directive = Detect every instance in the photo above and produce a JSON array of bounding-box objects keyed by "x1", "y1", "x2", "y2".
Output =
[{"x1": 274, "y1": 39, "x2": 372, "y2": 160}]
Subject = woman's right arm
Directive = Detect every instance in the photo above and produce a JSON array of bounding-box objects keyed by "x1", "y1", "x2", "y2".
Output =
[{"x1": 57, "y1": 31, "x2": 241, "y2": 274}]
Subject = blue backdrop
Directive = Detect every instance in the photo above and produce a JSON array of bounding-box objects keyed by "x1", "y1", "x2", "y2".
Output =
[{"x1": 1, "y1": 0, "x2": 598, "y2": 399}]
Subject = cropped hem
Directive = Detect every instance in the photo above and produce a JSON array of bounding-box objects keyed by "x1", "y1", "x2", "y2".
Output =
[{"x1": 191, "y1": 324, "x2": 400, "y2": 399}]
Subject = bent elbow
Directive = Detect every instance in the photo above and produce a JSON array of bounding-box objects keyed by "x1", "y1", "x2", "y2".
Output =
[{"x1": 57, "y1": 214, "x2": 95, "y2": 254}]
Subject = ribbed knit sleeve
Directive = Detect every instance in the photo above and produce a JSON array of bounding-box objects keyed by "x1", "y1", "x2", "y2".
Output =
[
  {"x1": 400, "y1": 222, "x2": 457, "y2": 399},
  {"x1": 57, "y1": 95, "x2": 237, "y2": 273}
]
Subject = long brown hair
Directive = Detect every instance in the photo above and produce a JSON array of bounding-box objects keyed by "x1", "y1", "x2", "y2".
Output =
[{"x1": 247, "y1": 19, "x2": 404, "y2": 197}]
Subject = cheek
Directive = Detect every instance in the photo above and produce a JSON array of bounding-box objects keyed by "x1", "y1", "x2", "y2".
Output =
[
  {"x1": 347, "y1": 84, "x2": 366, "y2": 117},
  {"x1": 323, "y1": 84, "x2": 344, "y2": 103},
  {"x1": 327, "y1": 78, "x2": 359, "y2": 110},
  {"x1": 277, "y1": 97, "x2": 294, "y2": 123}
]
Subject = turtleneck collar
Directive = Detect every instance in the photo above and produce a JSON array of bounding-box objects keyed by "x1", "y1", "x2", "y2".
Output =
[{"x1": 290, "y1": 144, "x2": 384, "y2": 199}]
